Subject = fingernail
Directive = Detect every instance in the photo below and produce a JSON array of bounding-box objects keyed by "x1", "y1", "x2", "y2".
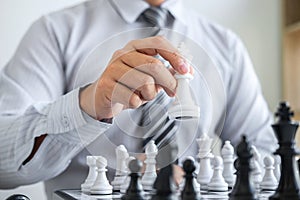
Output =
[{"x1": 179, "y1": 60, "x2": 188, "y2": 74}]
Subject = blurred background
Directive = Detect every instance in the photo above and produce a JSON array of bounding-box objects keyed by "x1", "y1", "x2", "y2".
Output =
[{"x1": 0, "y1": 0, "x2": 284, "y2": 199}]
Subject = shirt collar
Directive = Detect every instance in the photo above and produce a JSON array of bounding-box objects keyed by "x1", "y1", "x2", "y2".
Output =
[
  {"x1": 161, "y1": 0, "x2": 187, "y2": 26},
  {"x1": 110, "y1": 0, "x2": 149, "y2": 23},
  {"x1": 110, "y1": 0, "x2": 187, "y2": 26}
]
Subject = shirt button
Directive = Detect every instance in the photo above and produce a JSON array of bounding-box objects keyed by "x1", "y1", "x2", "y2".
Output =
[{"x1": 63, "y1": 115, "x2": 69, "y2": 128}]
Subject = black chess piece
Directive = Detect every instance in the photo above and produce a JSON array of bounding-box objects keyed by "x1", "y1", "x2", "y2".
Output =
[
  {"x1": 155, "y1": 124, "x2": 179, "y2": 169},
  {"x1": 298, "y1": 159, "x2": 300, "y2": 178},
  {"x1": 269, "y1": 102, "x2": 300, "y2": 200},
  {"x1": 181, "y1": 158, "x2": 201, "y2": 200},
  {"x1": 151, "y1": 128, "x2": 179, "y2": 200},
  {"x1": 122, "y1": 159, "x2": 145, "y2": 200},
  {"x1": 229, "y1": 135, "x2": 256, "y2": 200},
  {"x1": 5, "y1": 194, "x2": 30, "y2": 200},
  {"x1": 151, "y1": 164, "x2": 178, "y2": 200}
]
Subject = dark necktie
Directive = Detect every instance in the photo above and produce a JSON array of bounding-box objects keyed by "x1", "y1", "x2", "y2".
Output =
[
  {"x1": 141, "y1": 6, "x2": 169, "y2": 35},
  {"x1": 139, "y1": 7, "x2": 178, "y2": 151}
]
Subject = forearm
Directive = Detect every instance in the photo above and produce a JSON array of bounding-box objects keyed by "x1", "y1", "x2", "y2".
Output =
[
  {"x1": 0, "y1": 88, "x2": 112, "y2": 187},
  {"x1": 0, "y1": 135, "x2": 83, "y2": 189}
]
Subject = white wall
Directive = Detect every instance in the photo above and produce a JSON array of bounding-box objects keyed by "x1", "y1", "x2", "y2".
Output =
[{"x1": 0, "y1": 0, "x2": 282, "y2": 199}]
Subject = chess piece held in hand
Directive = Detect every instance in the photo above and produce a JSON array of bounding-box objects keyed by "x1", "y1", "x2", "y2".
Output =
[
  {"x1": 168, "y1": 72, "x2": 200, "y2": 120},
  {"x1": 168, "y1": 42, "x2": 199, "y2": 120}
]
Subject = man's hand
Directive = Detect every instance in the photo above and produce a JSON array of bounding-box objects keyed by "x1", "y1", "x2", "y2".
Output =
[
  {"x1": 80, "y1": 36, "x2": 191, "y2": 120},
  {"x1": 173, "y1": 164, "x2": 184, "y2": 186}
]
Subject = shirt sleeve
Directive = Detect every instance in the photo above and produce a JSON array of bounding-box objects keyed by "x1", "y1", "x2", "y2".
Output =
[
  {"x1": 219, "y1": 30, "x2": 278, "y2": 153},
  {"x1": 0, "y1": 17, "x2": 110, "y2": 188}
]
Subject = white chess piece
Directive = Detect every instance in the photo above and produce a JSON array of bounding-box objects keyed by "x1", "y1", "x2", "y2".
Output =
[
  {"x1": 168, "y1": 42, "x2": 199, "y2": 120},
  {"x1": 273, "y1": 155, "x2": 281, "y2": 181},
  {"x1": 90, "y1": 156, "x2": 113, "y2": 195},
  {"x1": 141, "y1": 140, "x2": 158, "y2": 191},
  {"x1": 81, "y1": 156, "x2": 98, "y2": 193},
  {"x1": 111, "y1": 145, "x2": 129, "y2": 191},
  {"x1": 260, "y1": 155, "x2": 278, "y2": 191},
  {"x1": 250, "y1": 145, "x2": 262, "y2": 191},
  {"x1": 196, "y1": 133, "x2": 214, "y2": 190},
  {"x1": 168, "y1": 72, "x2": 200, "y2": 119},
  {"x1": 208, "y1": 156, "x2": 228, "y2": 192},
  {"x1": 120, "y1": 156, "x2": 136, "y2": 193},
  {"x1": 251, "y1": 145, "x2": 261, "y2": 162},
  {"x1": 221, "y1": 140, "x2": 236, "y2": 188}
]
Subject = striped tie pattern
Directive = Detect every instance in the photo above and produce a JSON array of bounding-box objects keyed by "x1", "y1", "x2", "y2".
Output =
[
  {"x1": 142, "y1": 6, "x2": 169, "y2": 35},
  {"x1": 139, "y1": 6, "x2": 178, "y2": 150}
]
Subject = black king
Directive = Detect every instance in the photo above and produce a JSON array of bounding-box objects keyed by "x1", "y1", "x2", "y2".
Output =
[{"x1": 269, "y1": 102, "x2": 300, "y2": 200}]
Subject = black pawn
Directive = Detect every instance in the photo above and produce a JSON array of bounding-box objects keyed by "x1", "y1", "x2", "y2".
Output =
[
  {"x1": 181, "y1": 158, "x2": 201, "y2": 200},
  {"x1": 230, "y1": 135, "x2": 256, "y2": 200},
  {"x1": 5, "y1": 194, "x2": 30, "y2": 200},
  {"x1": 151, "y1": 164, "x2": 178, "y2": 200},
  {"x1": 122, "y1": 159, "x2": 145, "y2": 200},
  {"x1": 269, "y1": 102, "x2": 300, "y2": 200}
]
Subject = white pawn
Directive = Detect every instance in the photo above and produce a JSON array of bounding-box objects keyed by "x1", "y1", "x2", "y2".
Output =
[
  {"x1": 250, "y1": 145, "x2": 262, "y2": 191},
  {"x1": 196, "y1": 133, "x2": 214, "y2": 190},
  {"x1": 90, "y1": 156, "x2": 113, "y2": 195},
  {"x1": 120, "y1": 156, "x2": 136, "y2": 193},
  {"x1": 260, "y1": 155, "x2": 278, "y2": 191},
  {"x1": 208, "y1": 156, "x2": 228, "y2": 192},
  {"x1": 111, "y1": 145, "x2": 129, "y2": 191},
  {"x1": 273, "y1": 155, "x2": 281, "y2": 181},
  {"x1": 81, "y1": 156, "x2": 98, "y2": 193},
  {"x1": 179, "y1": 156, "x2": 200, "y2": 192},
  {"x1": 221, "y1": 140, "x2": 236, "y2": 188},
  {"x1": 142, "y1": 140, "x2": 158, "y2": 191}
]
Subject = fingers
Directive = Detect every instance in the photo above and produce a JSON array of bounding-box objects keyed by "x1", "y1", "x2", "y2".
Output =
[
  {"x1": 123, "y1": 36, "x2": 190, "y2": 74},
  {"x1": 120, "y1": 51, "x2": 176, "y2": 96},
  {"x1": 173, "y1": 165, "x2": 184, "y2": 186},
  {"x1": 106, "y1": 59, "x2": 159, "y2": 101},
  {"x1": 113, "y1": 82, "x2": 144, "y2": 109},
  {"x1": 96, "y1": 77, "x2": 144, "y2": 109},
  {"x1": 91, "y1": 36, "x2": 194, "y2": 119}
]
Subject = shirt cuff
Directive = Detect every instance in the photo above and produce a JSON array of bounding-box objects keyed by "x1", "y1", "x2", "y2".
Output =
[{"x1": 46, "y1": 87, "x2": 112, "y2": 145}]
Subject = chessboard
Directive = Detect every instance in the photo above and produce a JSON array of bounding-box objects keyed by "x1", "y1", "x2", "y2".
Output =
[
  {"x1": 54, "y1": 102, "x2": 300, "y2": 200},
  {"x1": 53, "y1": 189, "x2": 275, "y2": 200}
]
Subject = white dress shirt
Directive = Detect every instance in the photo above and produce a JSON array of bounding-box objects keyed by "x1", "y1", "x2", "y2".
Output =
[{"x1": 0, "y1": 0, "x2": 277, "y2": 199}]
